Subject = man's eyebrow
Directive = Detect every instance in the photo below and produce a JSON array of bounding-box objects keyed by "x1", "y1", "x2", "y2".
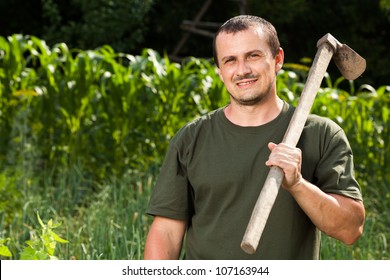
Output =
[
  {"x1": 221, "y1": 55, "x2": 236, "y2": 62},
  {"x1": 221, "y1": 49, "x2": 265, "y2": 62},
  {"x1": 246, "y1": 49, "x2": 266, "y2": 56}
]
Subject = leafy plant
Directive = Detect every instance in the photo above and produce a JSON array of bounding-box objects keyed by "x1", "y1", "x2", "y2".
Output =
[
  {"x1": 19, "y1": 213, "x2": 68, "y2": 260},
  {"x1": 0, "y1": 238, "x2": 12, "y2": 257}
]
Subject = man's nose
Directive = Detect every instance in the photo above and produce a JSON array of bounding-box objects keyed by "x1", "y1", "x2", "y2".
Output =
[{"x1": 236, "y1": 59, "x2": 252, "y2": 77}]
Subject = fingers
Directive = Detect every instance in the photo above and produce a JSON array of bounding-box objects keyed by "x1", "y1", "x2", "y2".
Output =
[
  {"x1": 265, "y1": 142, "x2": 303, "y2": 189},
  {"x1": 266, "y1": 143, "x2": 301, "y2": 168}
]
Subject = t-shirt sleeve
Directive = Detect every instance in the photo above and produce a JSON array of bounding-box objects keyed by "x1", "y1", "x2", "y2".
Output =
[
  {"x1": 315, "y1": 127, "x2": 363, "y2": 201},
  {"x1": 146, "y1": 136, "x2": 194, "y2": 220}
]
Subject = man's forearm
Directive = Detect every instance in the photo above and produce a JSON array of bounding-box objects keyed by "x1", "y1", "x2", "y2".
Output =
[
  {"x1": 144, "y1": 233, "x2": 181, "y2": 260},
  {"x1": 287, "y1": 178, "x2": 365, "y2": 244},
  {"x1": 144, "y1": 216, "x2": 187, "y2": 260}
]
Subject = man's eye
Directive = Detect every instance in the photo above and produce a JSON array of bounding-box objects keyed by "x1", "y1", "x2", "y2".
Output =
[{"x1": 224, "y1": 58, "x2": 235, "y2": 64}]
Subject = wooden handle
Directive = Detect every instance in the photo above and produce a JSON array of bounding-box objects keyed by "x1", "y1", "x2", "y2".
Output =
[
  {"x1": 241, "y1": 41, "x2": 336, "y2": 254},
  {"x1": 241, "y1": 166, "x2": 284, "y2": 254}
]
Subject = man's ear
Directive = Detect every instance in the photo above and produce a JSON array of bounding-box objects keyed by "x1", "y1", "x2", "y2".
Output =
[
  {"x1": 275, "y1": 47, "x2": 284, "y2": 73},
  {"x1": 217, "y1": 67, "x2": 224, "y2": 82}
]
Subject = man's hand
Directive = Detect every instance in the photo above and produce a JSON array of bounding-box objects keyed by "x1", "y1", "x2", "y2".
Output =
[
  {"x1": 265, "y1": 143, "x2": 365, "y2": 245},
  {"x1": 265, "y1": 142, "x2": 303, "y2": 190}
]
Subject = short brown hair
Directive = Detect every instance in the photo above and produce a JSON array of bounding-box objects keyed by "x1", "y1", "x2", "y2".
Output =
[{"x1": 213, "y1": 15, "x2": 281, "y2": 67}]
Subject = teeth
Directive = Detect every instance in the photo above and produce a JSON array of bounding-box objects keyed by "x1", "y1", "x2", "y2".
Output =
[{"x1": 238, "y1": 80, "x2": 254, "y2": 86}]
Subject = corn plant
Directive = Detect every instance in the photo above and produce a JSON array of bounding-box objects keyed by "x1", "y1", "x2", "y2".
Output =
[{"x1": 0, "y1": 35, "x2": 229, "y2": 180}]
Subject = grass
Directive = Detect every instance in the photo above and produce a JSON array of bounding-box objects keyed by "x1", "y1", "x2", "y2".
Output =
[
  {"x1": 1, "y1": 164, "x2": 388, "y2": 260},
  {"x1": 1, "y1": 165, "x2": 155, "y2": 260}
]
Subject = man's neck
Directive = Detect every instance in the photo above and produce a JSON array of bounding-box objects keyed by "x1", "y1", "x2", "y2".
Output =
[{"x1": 224, "y1": 97, "x2": 284, "y2": 127}]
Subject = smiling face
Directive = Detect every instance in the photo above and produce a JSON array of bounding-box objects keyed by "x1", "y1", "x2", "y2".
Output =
[{"x1": 215, "y1": 26, "x2": 284, "y2": 106}]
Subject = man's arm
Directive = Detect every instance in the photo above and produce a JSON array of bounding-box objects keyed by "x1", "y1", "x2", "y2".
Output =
[
  {"x1": 144, "y1": 216, "x2": 188, "y2": 260},
  {"x1": 266, "y1": 142, "x2": 365, "y2": 245},
  {"x1": 287, "y1": 180, "x2": 364, "y2": 244}
]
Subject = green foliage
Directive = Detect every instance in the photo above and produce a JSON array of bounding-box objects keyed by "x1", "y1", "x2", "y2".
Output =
[
  {"x1": 61, "y1": 172, "x2": 154, "y2": 260},
  {"x1": 0, "y1": 213, "x2": 68, "y2": 260},
  {"x1": 0, "y1": 35, "x2": 227, "y2": 182},
  {"x1": 0, "y1": 35, "x2": 389, "y2": 259},
  {"x1": 380, "y1": 0, "x2": 390, "y2": 19},
  {"x1": 0, "y1": 238, "x2": 12, "y2": 257},
  {"x1": 19, "y1": 213, "x2": 68, "y2": 260},
  {"x1": 40, "y1": 0, "x2": 154, "y2": 52},
  {"x1": 1, "y1": 0, "x2": 390, "y2": 86},
  {"x1": 0, "y1": 167, "x2": 154, "y2": 260}
]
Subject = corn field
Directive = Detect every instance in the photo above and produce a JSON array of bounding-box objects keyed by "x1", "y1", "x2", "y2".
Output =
[{"x1": 0, "y1": 35, "x2": 389, "y2": 260}]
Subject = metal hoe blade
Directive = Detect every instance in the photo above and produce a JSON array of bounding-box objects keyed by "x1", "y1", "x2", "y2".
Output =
[
  {"x1": 333, "y1": 44, "x2": 366, "y2": 80},
  {"x1": 317, "y1": 33, "x2": 366, "y2": 80}
]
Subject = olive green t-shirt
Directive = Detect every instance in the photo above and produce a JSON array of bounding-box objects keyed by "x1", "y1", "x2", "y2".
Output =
[{"x1": 147, "y1": 102, "x2": 362, "y2": 259}]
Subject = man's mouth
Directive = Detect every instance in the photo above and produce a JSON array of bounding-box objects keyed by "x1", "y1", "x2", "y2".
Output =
[{"x1": 236, "y1": 79, "x2": 257, "y2": 87}]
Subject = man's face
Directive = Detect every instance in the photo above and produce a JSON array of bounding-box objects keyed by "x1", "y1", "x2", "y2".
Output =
[{"x1": 215, "y1": 26, "x2": 283, "y2": 106}]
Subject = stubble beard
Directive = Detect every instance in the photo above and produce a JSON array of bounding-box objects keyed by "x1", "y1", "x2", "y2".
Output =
[{"x1": 229, "y1": 77, "x2": 274, "y2": 107}]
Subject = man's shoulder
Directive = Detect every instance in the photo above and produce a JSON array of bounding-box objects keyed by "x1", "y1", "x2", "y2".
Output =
[
  {"x1": 188, "y1": 107, "x2": 223, "y2": 125},
  {"x1": 181, "y1": 107, "x2": 223, "y2": 131},
  {"x1": 171, "y1": 107, "x2": 224, "y2": 143},
  {"x1": 306, "y1": 113, "x2": 343, "y2": 134}
]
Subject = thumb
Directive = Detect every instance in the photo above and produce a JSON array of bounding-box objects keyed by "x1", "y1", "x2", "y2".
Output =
[
  {"x1": 265, "y1": 142, "x2": 277, "y2": 167},
  {"x1": 268, "y1": 142, "x2": 277, "y2": 151}
]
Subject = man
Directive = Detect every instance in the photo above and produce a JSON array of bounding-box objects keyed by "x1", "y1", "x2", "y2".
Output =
[{"x1": 144, "y1": 15, "x2": 365, "y2": 260}]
